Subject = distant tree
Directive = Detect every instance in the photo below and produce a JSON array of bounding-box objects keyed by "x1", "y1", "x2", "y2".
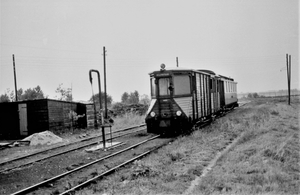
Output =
[
  {"x1": 89, "y1": 92, "x2": 113, "y2": 107},
  {"x1": 17, "y1": 88, "x2": 23, "y2": 100},
  {"x1": 21, "y1": 86, "x2": 45, "y2": 100},
  {"x1": 133, "y1": 90, "x2": 139, "y2": 102},
  {"x1": 9, "y1": 89, "x2": 15, "y2": 101},
  {"x1": 121, "y1": 92, "x2": 129, "y2": 103},
  {"x1": 0, "y1": 89, "x2": 12, "y2": 102},
  {"x1": 2, "y1": 88, "x2": 23, "y2": 101},
  {"x1": 247, "y1": 92, "x2": 259, "y2": 98},
  {"x1": 0, "y1": 94, "x2": 10, "y2": 102},
  {"x1": 55, "y1": 83, "x2": 72, "y2": 101},
  {"x1": 128, "y1": 90, "x2": 139, "y2": 104},
  {"x1": 1, "y1": 86, "x2": 46, "y2": 102},
  {"x1": 139, "y1": 94, "x2": 150, "y2": 105},
  {"x1": 121, "y1": 90, "x2": 140, "y2": 104},
  {"x1": 252, "y1": 93, "x2": 259, "y2": 98}
]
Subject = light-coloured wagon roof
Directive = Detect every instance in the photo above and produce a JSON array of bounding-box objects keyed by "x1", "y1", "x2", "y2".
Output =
[
  {"x1": 149, "y1": 66, "x2": 235, "y2": 81},
  {"x1": 149, "y1": 66, "x2": 214, "y2": 75}
]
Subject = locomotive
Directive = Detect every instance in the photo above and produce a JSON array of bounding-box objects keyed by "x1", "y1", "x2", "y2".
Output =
[{"x1": 145, "y1": 64, "x2": 238, "y2": 135}]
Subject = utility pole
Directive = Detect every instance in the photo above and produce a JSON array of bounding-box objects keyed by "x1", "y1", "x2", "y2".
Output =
[
  {"x1": 289, "y1": 55, "x2": 291, "y2": 105},
  {"x1": 12, "y1": 54, "x2": 18, "y2": 102},
  {"x1": 176, "y1": 57, "x2": 179, "y2": 67},
  {"x1": 103, "y1": 46, "x2": 108, "y2": 119},
  {"x1": 286, "y1": 54, "x2": 291, "y2": 105}
]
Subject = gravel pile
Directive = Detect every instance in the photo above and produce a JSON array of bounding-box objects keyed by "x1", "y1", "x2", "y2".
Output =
[{"x1": 22, "y1": 131, "x2": 63, "y2": 146}]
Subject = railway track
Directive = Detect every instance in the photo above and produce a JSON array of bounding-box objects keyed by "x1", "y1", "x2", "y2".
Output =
[
  {"x1": 10, "y1": 134, "x2": 169, "y2": 195},
  {"x1": 0, "y1": 124, "x2": 146, "y2": 173},
  {"x1": 2, "y1": 103, "x2": 248, "y2": 194},
  {"x1": 56, "y1": 107, "x2": 243, "y2": 195}
]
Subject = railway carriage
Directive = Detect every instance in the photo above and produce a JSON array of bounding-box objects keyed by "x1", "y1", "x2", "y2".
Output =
[{"x1": 145, "y1": 64, "x2": 238, "y2": 135}]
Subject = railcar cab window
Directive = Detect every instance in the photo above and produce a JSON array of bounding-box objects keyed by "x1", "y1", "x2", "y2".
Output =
[
  {"x1": 173, "y1": 75, "x2": 191, "y2": 95},
  {"x1": 150, "y1": 78, "x2": 156, "y2": 97},
  {"x1": 150, "y1": 77, "x2": 171, "y2": 97},
  {"x1": 158, "y1": 77, "x2": 170, "y2": 96}
]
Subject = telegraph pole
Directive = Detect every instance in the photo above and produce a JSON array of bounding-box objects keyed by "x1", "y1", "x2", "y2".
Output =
[
  {"x1": 103, "y1": 46, "x2": 108, "y2": 119},
  {"x1": 286, "y1": 54, "x2": 291, "y2": 105},
  {"x1": 12, "y1": 54, "x2": 18, "y2": 102},
  {"x1": 288, "y1": 55, "x2": 291, "y2": 105}
]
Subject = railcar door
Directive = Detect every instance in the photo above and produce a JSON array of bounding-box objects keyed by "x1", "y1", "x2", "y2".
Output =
[
  {"x1": 219, "y1": 80, "x2": 225, "y2": 108},
  {"x1": 157, "y1": 77, "x2": 173, "y2": 116}
]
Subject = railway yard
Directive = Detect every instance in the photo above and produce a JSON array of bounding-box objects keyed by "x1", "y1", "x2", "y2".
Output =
[
  {"x1": 0, "y1": 1, "x2": 298, "y2": 194},
  {"x1": 0, "y1": 97, "x2": 299, "y2": 195}
]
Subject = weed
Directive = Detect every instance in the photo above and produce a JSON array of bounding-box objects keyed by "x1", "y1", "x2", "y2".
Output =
[
  {"x1": 130, "y1": 160, "x2": 159, "y2": 179},
  {"x1": 163, "y1": 172, "x2": 177, "y2": 182},
  {"x1": 50, "y1": 189, "x2": 60, "y2": 195},
  {"x1": 111, "y1": 113, "x2": 146, "y2": 131},
  {"x1": 167, "y1": 151, "x2": 184, "y2": 161},
  {"x1": 90, "y1": 171, "x2": 98, "y2": 177},
  {"x1": 64, "y1": 181, "x2": 72, "y2": 191},
  {"x1": 243, "y1": 148, "x2": 257, "y2": 157},
  {"x1": 271, "y1": 110, "x2": 279, "y2": 115},
  {"x1": 187, "y1": 165, "x2": 203, "y2": 176},
  {"x1": 290, "y1": 125, "x2": 299, "y2": 131},
  {"x1": 134, "y1": 132, "x2": 148, "y2": 137},
  {"x1": 77, "y1": 177, "x2": 87, "y2": 184},
  {"x1": 237, "y1": 129, "x2": 256, "y2": 145},
  {"x1": 91, "y1": 182, "x2": 106, "y2": 193}
]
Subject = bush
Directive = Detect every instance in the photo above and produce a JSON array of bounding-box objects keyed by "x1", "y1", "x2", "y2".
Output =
[{"x1": 110, "y1": 103, "x2": 148, "y2": 117}]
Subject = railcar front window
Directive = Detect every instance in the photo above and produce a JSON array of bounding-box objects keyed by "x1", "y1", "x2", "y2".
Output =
[
  {"x1": 173, "y1": 75, "x2": 190, "y2": 95},
  {"x1": 158, "y1": 78, "x2": 170, "y2": 96},
  {"x1": 151, "y1": 78, "x2": 156, "y2": 97}
]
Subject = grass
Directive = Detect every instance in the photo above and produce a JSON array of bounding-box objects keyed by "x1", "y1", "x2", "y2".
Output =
[
  {"x1": 193, "y1": 99, "x2": 300, "y2": 195},
  {"x1": 111, "y1": 113, "x2": 146, "y2": 131},
  {"x1": 53, "y1": 113, "x2": 146, "y2": 141},
  {"x1": 77, "y1": 97, "x2": 299, "y2": 195}
]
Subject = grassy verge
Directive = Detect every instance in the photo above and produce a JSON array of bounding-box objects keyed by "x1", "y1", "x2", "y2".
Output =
[
  {"x1": 78, "y1": 98, "x2": 299, "y2": 195},
  {"x1": 110, "y1": 113, "x2": 146, "y2": 131},
  {"x1": 193, "y1": 98, "x2": 300, "y2": 195},
  {"x1": 53, "y1": 113, "x2": 146, "y2": 140}
]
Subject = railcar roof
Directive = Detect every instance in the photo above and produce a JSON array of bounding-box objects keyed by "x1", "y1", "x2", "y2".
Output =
[
  {"x1": 149, "y1": 66, "x2": 235, "y2": 81},
  {"x1": 217, "y1": 74, "x2": 234, "y2": 81},
  {"x1": 149, "y1": 67, "x2": 213, "y2": 75}
]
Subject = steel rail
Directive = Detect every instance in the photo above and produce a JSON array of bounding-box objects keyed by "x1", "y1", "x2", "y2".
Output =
[
  {"x1": 0, "y1": 123, "x2": 145, "y2": 166},
  {"x1": 0, "y1": 126, "x2": 146, "y2": 173},
  {"x1": 60, "y1": 103, "x2": 248, "y2": 194},
  {"x1": 59, "y1": 103, "x2": 248, "y2": 194},
  {"x1": 10, "y1": 135, "x2": 160, "y2": 195},
  {"x1": 60, "y1": 146, "x2": 161, "y2": 195}
]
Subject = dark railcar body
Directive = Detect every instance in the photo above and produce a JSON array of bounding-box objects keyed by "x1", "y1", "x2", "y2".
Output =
[{"x1": 145, "y1": 66, "x2": 238, "y2": 135}]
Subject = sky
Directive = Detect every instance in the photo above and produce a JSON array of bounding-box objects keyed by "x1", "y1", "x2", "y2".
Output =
[{"x1": 0, "y1": 0, "x2": 299, "y2": 102}]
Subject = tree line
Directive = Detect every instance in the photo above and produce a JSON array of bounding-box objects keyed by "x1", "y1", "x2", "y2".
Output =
[
  {"x1": 0, "y1": 84, "x2": 73, "y2": 102},
  {"x1": 0, "y1": 86, "x2": 46, "y2": 102},
  {"x1": 0, "y1": 85, "x2": 150, "y2": 106}
]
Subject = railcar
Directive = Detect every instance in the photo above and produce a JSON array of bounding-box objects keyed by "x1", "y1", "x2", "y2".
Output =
[{"x1": 145, "y1": 64, "x2": 238, "y2": 135}]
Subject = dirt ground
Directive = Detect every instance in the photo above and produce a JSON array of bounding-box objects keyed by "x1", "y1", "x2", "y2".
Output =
[
  {"x1": 0, "y1": 127, "x2": 151, "y2": 195},
  {"x1": 0, "y1": 128, "x2": 102, "y2": 164}
]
